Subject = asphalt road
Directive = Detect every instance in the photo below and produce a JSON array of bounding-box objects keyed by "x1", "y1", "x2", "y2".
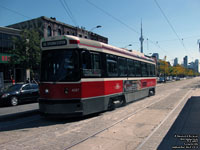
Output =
[
  {"x1": 0, "y1": 103, "x2": 38, "y2": 121},
  {"x1": 0, "y1": 77, "x2": 200, "y2": 150}
]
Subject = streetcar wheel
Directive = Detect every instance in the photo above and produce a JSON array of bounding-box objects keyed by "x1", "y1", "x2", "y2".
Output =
[
  {"x1": 120, "y1": 96, "x2": 126, "y2": 107},
  {"x1": 108, "y1": 99, "x2": 115, "y2": 111},
  {"x1": 148, "y1": 89, "x2": 155, "y2": 96},
  {"x1": 10, "y1": 97, "x2": 19, "y2": 106}
]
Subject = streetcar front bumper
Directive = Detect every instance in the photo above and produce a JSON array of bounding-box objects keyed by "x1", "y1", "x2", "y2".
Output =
[{"x1": 38, "y1": 99, "x2": 83, "y2": 117}]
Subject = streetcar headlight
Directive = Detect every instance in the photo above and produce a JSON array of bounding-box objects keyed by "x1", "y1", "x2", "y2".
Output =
[
  {"x1": 64, "y1": 88, "x2": 68, "y2": 94},
  {"x1": 45, "y1": 89, "x2": 49, "y2": 94}
]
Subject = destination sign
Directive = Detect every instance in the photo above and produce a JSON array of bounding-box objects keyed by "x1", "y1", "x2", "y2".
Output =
[{"x1": 42, "y1": 39, "x2": 67, "y2": 47}]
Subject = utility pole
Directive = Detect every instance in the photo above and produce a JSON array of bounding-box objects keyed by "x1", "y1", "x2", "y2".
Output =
[
  {"x1": 139, "y1": 20, "x2": 144, "y2": 53},
  {"x1": 164, "y1": 56, "x2": 167, "y2": 83}
]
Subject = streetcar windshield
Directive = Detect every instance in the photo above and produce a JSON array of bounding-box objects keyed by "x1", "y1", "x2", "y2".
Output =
[{"x1": 40, "y1": 49, "x2": 80, "y2": 82}]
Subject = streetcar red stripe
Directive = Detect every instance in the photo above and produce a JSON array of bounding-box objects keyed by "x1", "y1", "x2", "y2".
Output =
[
  {"x1": 39, "y1": 79, "x2": 156, "y2": 99},
  {"x1": 81, "y1": 80, "x2": 123, "y2": 98}
]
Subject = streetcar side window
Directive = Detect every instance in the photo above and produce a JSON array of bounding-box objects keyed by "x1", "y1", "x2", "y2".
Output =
[
  {"x1": 147, "y1": 64, "x2": 151, "y2": 77},
  {"x1": 135, "y1": 61, "x2": 141, "y2": 77},
  {"x1": 92, "y1": 53, "x2": 101, "y2": 69},
  {"x1": 118, "y1": 57, "x2": 127, "y2": 77},
  {"x1": 82, "y1": 51, "x2": 91, "y2": 69},
  {"x1": 81, "y1": 51, "x2": 101, "y2": 77},
  {"x1": 151, "y1": 64, "x2": 156, "y2": 76},
  {"x1": 106, "y1": 54, "x2": 118, "y2": 77},
  {"x1": 141, "y1": 62, "x2": 147, "y2": 77},
  {"x1": 154, "y1": 65, "x2": 156, "y2": 76},
  {"x1": 149, "y1": 64, "x2": 153, "y2": 76},
  {"x1": 128, "y1": 59, "x2": 135, "y2": 77}
]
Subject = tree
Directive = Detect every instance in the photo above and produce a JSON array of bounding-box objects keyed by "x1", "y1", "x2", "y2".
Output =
[
  {"x1": 158, "y1": 60, "x2": 169, "y2": 76},
  {"x1": 10, "y1": 29, "x2": 41, "y2": 79},
  {"x1": 168, "y1": 66, "x2": 174, "y2": 76},
  {"x1": 157, "y1": 58, "x2": 200, "y2": 78}
]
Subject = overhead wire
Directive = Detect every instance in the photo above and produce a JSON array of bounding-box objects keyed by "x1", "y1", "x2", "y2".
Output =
[
  {"x1": 1, "y1": 0, "x2": 192, "y2": 62},
  {"x1": 85, "y1": 0, "x2": 140, "y2": 35},
  {"x1": 156, "y1": 35, "x2": 200, "y2": 43},
  {"x1": 0, "y1": 4, "x2": 31, "y2": 19},
  {"x1": 85, "y1": 0, "x2": 174, "y2": 59},
  {"x1": 183, "y1": 35, "x2": 200, "y2": 40},
  {"x1": 153, "y1": 0, "x2": 189, "y2": 55},
  {"x1": 59, "y1": 0, "x2": 78, "y2": 26},
  {"x1": 63, "y1": 0, "x2": 78, "y2": 26},
  {"x1": 86, "y1": 0, "x2": 196, "y2": 61}
]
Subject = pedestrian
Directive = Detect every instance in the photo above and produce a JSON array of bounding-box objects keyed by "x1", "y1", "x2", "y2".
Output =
[{"x1": 11, "y1": 75, "x2": 15, "y2": 85}]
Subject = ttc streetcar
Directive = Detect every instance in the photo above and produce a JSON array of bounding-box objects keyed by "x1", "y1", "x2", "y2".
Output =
[{"x1": 39, "y1": 35, "x2": 156, "y2": 117}]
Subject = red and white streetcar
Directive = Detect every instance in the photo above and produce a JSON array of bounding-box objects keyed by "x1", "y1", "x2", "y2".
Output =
[{"x1": 39, "y1": 35, "x2": 156, "y2": 117}]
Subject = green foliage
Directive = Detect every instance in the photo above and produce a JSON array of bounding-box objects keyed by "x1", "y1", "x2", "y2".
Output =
[
  {"x1": 157, "y1": 60, "x2": 199, "y2": 77},
  {"x1": 158, "y1": 60, "x2": 169, "y2": 76},
  {"x1": 10, "y1": 29, "x2": 41, "y2": 70}
]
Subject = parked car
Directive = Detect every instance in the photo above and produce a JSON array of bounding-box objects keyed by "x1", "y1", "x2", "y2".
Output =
[
  {"x1": 0, "y1": 83, "x2": 39, "y2": 106},
  {"x1": 172, "y1": 77, "x2": 180, "y2": 81},
  {"x1": 157, "y1": 77, "x2": 165, "y2": 83},
  {"x1": 166, "y1": 76, "x2": 173, "y2": 81}
]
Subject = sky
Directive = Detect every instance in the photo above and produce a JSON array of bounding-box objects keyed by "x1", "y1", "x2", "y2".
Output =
[{"x1": 1, "y1": 0, "x2": 200, "y2": 65}]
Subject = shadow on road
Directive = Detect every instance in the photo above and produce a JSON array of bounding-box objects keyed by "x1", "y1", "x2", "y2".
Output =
[
  {"x1": 157, "y1": 96, "x2": 200, "y2": 150},
  {"x1": 0, "y1": 112, "x2": 101, "y2": 132}
]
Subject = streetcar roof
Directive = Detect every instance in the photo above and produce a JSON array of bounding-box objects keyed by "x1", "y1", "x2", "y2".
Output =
[{"x1": 41, "y1": 35, "x2": 155, "y2": 63}]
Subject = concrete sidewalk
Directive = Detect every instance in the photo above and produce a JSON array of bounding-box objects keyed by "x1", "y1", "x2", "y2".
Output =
[
  {"x1": 157, "y1": 96, "x2": 200, "y2": 150},
  {"x1": 137, "y1": 91, "x2": 200, "y2": 150}
]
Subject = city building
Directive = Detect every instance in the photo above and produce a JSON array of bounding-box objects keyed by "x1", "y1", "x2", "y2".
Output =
[
  {"x1": 188, "y1": 59, "x2": 199, "y2": 73},
  {"x1": 0, "y1": 16, "x2": 108, "y2": 88},
  {"x1": 188, "y1": 62, "x2": 194, "y2": 70},
  {"x1": 7, "y1": 16, "x2": 108, "y2": 43},
  {"x1": 0, "y1": 27, "x2": 22, "y2": 88},
  {"x1": 173, "y1": 57, "x2": 178, "y2": 66},
  {"x1": 194, "y1": 59, "x2": 199, "y2": 73},
  {"x1": 183, "y1": 56, "x2": 188, "y2": 68}
]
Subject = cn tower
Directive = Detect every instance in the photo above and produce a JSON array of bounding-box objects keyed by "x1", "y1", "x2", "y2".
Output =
[{"x1": 139, "y1": 21, "x2": 144, "y2": 53}]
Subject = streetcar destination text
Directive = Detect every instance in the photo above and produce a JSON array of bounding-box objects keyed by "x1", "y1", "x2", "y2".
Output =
[{"x1": 42, "y1": 39, "x2": 67, "y2": 47}]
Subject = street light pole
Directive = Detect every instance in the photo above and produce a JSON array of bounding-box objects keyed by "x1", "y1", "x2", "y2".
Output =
[
  {"x1": 124, "y1": 44, "x2": 132, "y2": 49},
  {"x1": 90, "y1": 25, "x2": 102, "y2": 32}
]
